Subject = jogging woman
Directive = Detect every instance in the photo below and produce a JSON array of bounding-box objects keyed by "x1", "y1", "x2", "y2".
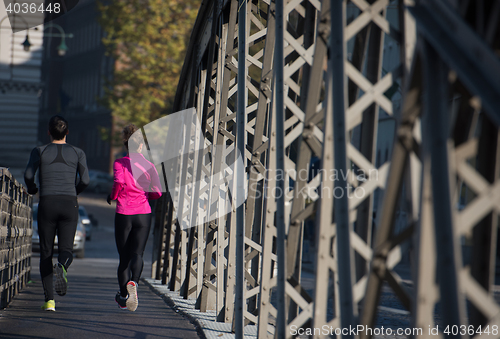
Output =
[
  {"x1": 108, "y1": 124, "x2": 162, "y2": 311},
  {"x1": 25, "y1": 115, "x2": 89, "y2": 311}
]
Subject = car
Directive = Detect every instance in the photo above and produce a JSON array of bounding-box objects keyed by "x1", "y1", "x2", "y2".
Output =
[
  {"x1": 78, "y1": 206, "x2": 93, "y2": 241},
  {"x1": 32, "y1": 204, "x2": 86, "y2": 258},
  {"x1": 86, "y1": 170, "x2": 114, "y2": 193}
]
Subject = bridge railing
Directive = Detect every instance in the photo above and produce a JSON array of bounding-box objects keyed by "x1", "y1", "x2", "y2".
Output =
[
  {"x1": 151, "y1": 0, "x2": 500, "y2": 337},
  {"x1": 0, "y1": 168, "x2": 33, "y2": 309}
]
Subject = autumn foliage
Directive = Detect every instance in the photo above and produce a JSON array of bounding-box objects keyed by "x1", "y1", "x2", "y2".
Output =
[{"x1": 97, "y1": 0, "x2": 200, "y2": 128}]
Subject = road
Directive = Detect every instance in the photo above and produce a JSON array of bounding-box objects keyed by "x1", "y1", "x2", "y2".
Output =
[{"x1": 78, "y1": 193, "x2": 152, "y2": 262}]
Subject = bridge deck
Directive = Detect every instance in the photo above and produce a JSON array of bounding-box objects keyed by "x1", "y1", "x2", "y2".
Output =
[{"x1": 0, "y1": 259, "x2": 200, "y2": 339}]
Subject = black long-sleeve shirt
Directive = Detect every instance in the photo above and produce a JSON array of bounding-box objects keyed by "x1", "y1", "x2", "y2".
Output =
[{"x1": 24, "y1": 143, "x2": 90, "y2": 196}]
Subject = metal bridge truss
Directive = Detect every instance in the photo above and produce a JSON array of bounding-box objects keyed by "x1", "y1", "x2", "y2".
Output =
[{"x1": 151, "y1": 0, "x2": 500, "y2": 337}]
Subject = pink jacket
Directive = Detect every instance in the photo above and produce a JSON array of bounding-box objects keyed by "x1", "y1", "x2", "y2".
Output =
[{"x1": 110, "y1": 153, "x2": 162, "y2": 215}]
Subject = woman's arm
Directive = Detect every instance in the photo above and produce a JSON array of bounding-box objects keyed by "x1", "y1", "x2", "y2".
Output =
[
  {"x1": 110, "y1": 160, "x2": 125, "y2": 200},
  {"x1": 148, "y1": 165, "x2": 162, "y2": 200}
]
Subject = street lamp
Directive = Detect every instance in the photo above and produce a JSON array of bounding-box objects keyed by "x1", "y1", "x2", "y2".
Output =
[
  {"x1": 43, "y1": 23, "x2": 73, "y2": 56},
  {"x1": 0, "y1": 15, "x2": 32, "y2": 52},
  {"x1": 0, "y1": 15, "x2": 32, "y2": 80},
  {"x1": 56, "y1": 39, "x2": 68, "y2": 56},
  {"x1": 22, "y1": 35, "x2": 31, "y2": 51}
]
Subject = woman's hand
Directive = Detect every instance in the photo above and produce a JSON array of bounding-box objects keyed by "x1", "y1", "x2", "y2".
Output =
[{"x1": 107, "y1": 194, "x2": 112, "y2": 205}]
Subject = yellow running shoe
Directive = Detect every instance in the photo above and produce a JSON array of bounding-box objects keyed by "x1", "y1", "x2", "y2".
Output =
[
  {"x1": 54, "y1": 263, "x2": 68, "y2": 296},
  {"x1": 41, "y1": 300, "x2": 55, "y2": 311}
]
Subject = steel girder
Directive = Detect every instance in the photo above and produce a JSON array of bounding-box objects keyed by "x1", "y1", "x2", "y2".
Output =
[{"x1": 152, "y1": 0, "x2": 500, "y2": 338}]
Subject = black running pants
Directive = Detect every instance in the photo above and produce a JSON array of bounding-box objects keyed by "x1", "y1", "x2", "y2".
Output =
[
  {"x1": 114, "y1": 213, "x2": 151, "y2": 297},
  {"x1": 38, "y1": 196, "x2": 78, "y2": 301}
]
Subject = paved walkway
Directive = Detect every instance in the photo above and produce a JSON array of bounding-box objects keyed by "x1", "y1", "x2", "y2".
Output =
[
  {"x1": 0, "y1": 260, "x2": 200, "y2": 339},
  {"x1": 2, "y1": 258, "x2": 499, "y2": 339},
  {"x1": 144, "y1": 279, "x2": 258, "y2": 339}
]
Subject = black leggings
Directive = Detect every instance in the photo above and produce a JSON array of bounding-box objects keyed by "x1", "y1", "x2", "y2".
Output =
[
  {"x1": 114, "y1": 213, "x2": 151, "y2": 297},
  {"x1": 38, "y1": 196, "x2": 78, "y2": 301}
]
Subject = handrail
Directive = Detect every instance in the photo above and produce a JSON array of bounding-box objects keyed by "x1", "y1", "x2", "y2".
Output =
[{"x1": 0, "y1": 168, "x2": 33, "y2": 308}]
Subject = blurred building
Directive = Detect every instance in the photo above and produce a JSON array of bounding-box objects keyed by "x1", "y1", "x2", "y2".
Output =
[
  {"x1": 0, "y1": 5, "x2": 44, "y2": 180},
  {"x1": 38, "y1": 0, "x2": 114, "y2": 173}
]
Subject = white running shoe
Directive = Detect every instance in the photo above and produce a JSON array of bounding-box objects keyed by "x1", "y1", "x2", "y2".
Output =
[{"x1": 126, "y1": 281, "x2": 138, "y2": 311}]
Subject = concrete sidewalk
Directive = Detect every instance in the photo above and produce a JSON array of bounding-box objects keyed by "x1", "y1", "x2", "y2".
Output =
[
  {"x1": 144, "y1": 279, "x2": 258, "y2": 339},
  {"x1": 0, "y1": 260, "x2": 200, "y2": 339},
  {"x1": 4, "y1": 259, "x2": 498, "y2": 339}
]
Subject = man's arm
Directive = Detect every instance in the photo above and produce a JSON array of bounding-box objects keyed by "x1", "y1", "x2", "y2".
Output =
[
  {"x1": 24, "y1": 148, "x2": 40, "y2": 195},
  {"x1": 76, "y1": 150, "x2": 90, "y2": 194}
]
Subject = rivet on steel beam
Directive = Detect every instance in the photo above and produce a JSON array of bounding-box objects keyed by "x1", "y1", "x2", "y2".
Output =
[
  {"x1": 469, "y1": 96, "x2": 482, "y2": 111},
  {"x1": 448, "y1": 70, "x2": 457, "y2": 83}
]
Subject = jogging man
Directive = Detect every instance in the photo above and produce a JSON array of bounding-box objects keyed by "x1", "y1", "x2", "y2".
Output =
[{"x1": 25, "y1": 115, "x2": 89, "y2": 311}]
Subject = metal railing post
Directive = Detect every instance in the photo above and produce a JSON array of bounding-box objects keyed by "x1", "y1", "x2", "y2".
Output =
[
  {"x1": 330, "y1": 0, "x2": 355, "y2": 334},
  {"x1": 235, "y1": 0, "x2": 247, "y2": 336},
  {"x1": 274, "y1": 0, "x2": 286, "y2": 335}
]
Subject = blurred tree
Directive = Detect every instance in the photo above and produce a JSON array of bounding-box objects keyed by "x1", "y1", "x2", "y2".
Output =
[{"x1": 97, "y1": 0, "x2": 200, "y2": 130}]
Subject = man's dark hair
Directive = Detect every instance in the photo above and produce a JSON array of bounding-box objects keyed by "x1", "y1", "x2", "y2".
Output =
[{"x1": 48, "y1": 115, "x2": 69, "y2": 140}]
